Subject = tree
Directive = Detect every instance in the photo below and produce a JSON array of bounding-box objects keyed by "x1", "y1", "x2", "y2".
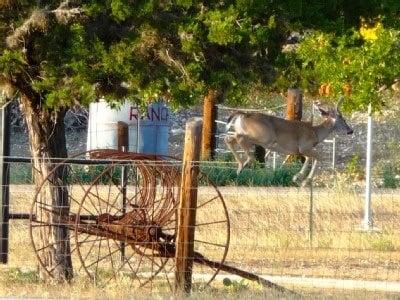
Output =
[
  {"x1": 0, "y1": 1, "x2": 87, "y2": 282},
  {"x1": 270, "y1": 1, "x2": 400, "y2": 111},
  {"x1": 295, "y1": 22, "x2": 399, "y2": 111},
  {"x1": 0, "y1": 0, "x2": 294, "y2": 280},
  {"x1": 1, "y1": 0, "x2": 399, "y2": 283}
]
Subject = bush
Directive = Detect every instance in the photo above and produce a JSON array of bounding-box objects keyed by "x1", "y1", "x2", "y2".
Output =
[
  {"x1": 382, "y1": 164, "x2": 399, "y2": 188},
  {"x1": 200, "y1": 161, "x2": 302, "y2": 186},
  {"x1": 345, "y1": 154, "x2": 364, "y2": 181},
  {"x1": 9, "y1": 159, "x2": 301, "y2": 187},
  {"x1": 9, "y1": 163, "x2": 121, "y2": 185}
]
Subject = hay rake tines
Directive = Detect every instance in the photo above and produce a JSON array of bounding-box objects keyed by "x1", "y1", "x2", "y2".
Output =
[{"x1": 30, "y1": 150, "x2": 230, "y2": 289}]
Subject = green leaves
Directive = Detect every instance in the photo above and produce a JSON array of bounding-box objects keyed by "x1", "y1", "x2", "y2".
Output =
[
  {"x1": 294, "y1": 26, "x2": 400, "y2": 111},
  {"x1": 204, "y1": 6, "x2": 243, "y2": 45},
  {"x1": 2, "y1": 1, "x2": 400, "y2": 112},
  {"x1": 110, "y1": 0, "x2": 132, "y2": 21},
  {"x1": 0, "y1": 50, "x2": 26, "y2": 76}
]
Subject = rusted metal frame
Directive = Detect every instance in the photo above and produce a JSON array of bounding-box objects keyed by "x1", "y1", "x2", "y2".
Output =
[{"x1": 0, "y1": 102, "x2": 10, "y2": 264}]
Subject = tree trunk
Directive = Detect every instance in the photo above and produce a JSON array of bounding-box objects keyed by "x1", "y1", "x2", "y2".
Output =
[
  {"x1": 201, "y1": 90, "x2": 218, "y2": 161},
  {"x1": 20, "y1": 95, "x2": 72, "y2": 282},
  {"x1": 286, "y1": 88, "x2": 302, "y2": 121}
]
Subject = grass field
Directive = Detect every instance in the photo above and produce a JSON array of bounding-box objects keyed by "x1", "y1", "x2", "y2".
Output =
[{"x1": 1, "y1": 184, "x2": 400, "y2": 298}]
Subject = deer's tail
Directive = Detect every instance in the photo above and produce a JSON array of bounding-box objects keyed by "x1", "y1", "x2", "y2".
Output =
[{"x1": 226, "y1": 111, "x2": 244, "y2": 131}]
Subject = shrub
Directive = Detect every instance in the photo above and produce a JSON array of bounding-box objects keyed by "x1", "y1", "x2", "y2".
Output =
[
  {"x1": 345, "y1": 154, "x2": 364, "y2": 180},
  {"x1": 200, "y1": 161, "x2": 301, "y2": 186},
  {"x1": 382, "y1": 164, "x2": 398, "y2": 188}
]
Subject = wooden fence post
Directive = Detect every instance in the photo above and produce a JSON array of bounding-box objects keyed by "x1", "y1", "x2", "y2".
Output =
[
  {"x1": 117, "y1": 121, "x2": 129, "y2": 152},
  {"x1": 0, "y1": 102, "x2": 10, "y2": 264},
  {"x1": 175, "y1": 117, "x2": 202, "y2": 295},
  {"x1": 286, "y1": 89, "x2": 303, "y2": 163},
  {"x1": 201, "y1": 90, "x2": 218, "y2": 160},
  {"x1": 286, "y1": 88, "x2": 302, "y2": 121}
]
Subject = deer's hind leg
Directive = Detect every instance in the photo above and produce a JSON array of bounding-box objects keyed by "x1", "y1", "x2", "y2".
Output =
[
  {"x1": 225, "y1": 135, "x2": 244, "y2": 174},
  {"x1": 236, "y1": 135, "x2": 254, "y2": 173}
]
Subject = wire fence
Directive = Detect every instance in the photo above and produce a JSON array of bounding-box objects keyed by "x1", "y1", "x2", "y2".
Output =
[
  {"x1": 1, "y1": 157, "x2": 400, "y2": 296},
  {"x1": 2, "y1": 99, "x2": 400, "y2": 296}
]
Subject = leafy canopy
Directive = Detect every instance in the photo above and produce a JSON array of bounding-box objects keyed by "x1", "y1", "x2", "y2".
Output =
[{"x1": 0, "y1": 0, "x2": 399, "y2": 111}]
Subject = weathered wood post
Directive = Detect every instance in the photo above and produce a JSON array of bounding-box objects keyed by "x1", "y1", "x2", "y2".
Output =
[
  {"x1": 175, "y1": 117, "x2": 202, "y2": 295},
  {"x1": 0, "y1": 101, "x2": 10, "y2": 264},
  {"x1": 117, "y1": 121, "x2": 129, "y2": 152},
  {"x1": 286, "y1": 88, "x2": 302, "y2": 121},
  {"x1": 286, "y1": 89, "x2": 303, "y2": 163},
  {"x1": 201, "y1": 90, "x2": 218, "y2": 160}
]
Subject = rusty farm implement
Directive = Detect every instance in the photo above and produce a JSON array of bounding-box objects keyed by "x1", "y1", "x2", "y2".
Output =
[{"x1": 29, "y1": 149, "x2": 292, "y2": 294}]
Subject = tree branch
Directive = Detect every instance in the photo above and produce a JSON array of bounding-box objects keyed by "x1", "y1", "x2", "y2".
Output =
[
  {"x1": 158, "y1": 48, "x2": 189, "y2": 80},
  {"x1": 53, "y1": 0, "x2": 83, "y2": 25},
  {"x1": 6, "y1": 0, "x2": 83, "y2": 49}
]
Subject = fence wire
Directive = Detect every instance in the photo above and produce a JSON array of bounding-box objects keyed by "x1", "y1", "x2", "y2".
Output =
[
  {"x1": 3, "y1": 100, "x2": 400, "y2": 296},
  {"x1": 0, "y1": 158, "x2": 399, "y2": 297}
]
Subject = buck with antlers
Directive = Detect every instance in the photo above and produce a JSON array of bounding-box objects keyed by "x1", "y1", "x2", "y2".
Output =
[{"x1": 224, "y1": 100, "x2": 353, "y2": 187}]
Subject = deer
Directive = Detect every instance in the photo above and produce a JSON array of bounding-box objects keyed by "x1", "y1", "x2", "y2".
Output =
[{"x1": 224, "y1": 100, "x2": 353, "y2": 187}]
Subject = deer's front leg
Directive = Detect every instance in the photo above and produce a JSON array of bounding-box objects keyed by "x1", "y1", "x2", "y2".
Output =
[
  {"x1": 301, "y1": 158, "x2": 318, "y2": 187},
  {"x1": 225, "y1": 135, "x2": 244, "y2": 174},
  {"x1": 293, "y1": 156, "x2": 310, "y2": 183},
  {"x1": 264, "y1": 149, "x2": 271, "y2": 160},
  {"x1": 298, "y1": 149, "x2": 319, "y2": 187}
]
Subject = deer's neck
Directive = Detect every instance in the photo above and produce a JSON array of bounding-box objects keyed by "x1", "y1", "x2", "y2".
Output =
[{"x1": 313, "y1": 119, "x2": 335, "y2": 143}]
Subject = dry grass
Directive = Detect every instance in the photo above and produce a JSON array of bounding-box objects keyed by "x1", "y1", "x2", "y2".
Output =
[
  {"x1": 214, "y1": 187, "x2": 400, "y2": 281},
  {"x1": 1, "y1": 185, "x2": 400, "y2": 298}
]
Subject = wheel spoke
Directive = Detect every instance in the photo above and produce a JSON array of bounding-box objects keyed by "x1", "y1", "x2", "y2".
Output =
[
  {"x1": 160, "y1": 257, "x2": 172, "y2": 290},
  {"x1": 196, "y1": 195, "x2": 220, "y2": 209},
  {"x1": 81, "y1": 237, "x2": 106, "y2": 264},
  {"x1": 86, "y1": 246, "x2": 121, "y2": 269},
  {"x1": 106, "y1": 238, "x2": 115, "y2": 275},
  {"x1": 194, "y1": 239, "x2": 227, "y2": 248},
  {"x1": 106, "y1": 248, "x2": 136, "y2": 283},
  {"x1": 195, "y1": 220, "x2": 227, "y2": 227}
]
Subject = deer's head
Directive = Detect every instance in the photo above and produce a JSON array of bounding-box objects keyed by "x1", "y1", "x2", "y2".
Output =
[{"x1": 316, "y1": 99, "x2": 353, "y2": 135}]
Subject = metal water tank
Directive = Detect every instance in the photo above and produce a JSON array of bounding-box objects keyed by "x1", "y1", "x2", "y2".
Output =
[{"x1": 87, "y1": 99, "x2": 170, "y2": 155}]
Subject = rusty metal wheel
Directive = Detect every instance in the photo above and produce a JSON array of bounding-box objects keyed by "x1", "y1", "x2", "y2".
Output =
[
  {"x1": 30, "y1": 150, "x2": 230, "y2": 290},
  {"x1": 74, "y1": 159, "x2": 179, "y2": 288},
  {"x1": 29, "y1": 158, "x2": 89, "y2": 279},
  {"x1": 73, "y1": 153, "x2": 230, "y2": 290}
]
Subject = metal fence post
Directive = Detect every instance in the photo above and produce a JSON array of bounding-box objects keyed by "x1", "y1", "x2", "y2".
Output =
[
  {"x1": 332, "y1": 137, "x2": 336, "y2": 171},
  {"x1": 363, "y1": 103, "x2": 373, "y2": 229},
  {"x1": 118, "y1": 121, "x2": 129, "y2": 262},
  {"x1": 309, "y1": 179, "x2": 314, "y2": 247},
  {"x1": 0, "y1": 101, "x2": 10, "y2": 264}
]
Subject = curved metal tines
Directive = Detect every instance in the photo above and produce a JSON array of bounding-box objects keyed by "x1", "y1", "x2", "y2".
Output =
[
  {"x1": 82, "y1": 150, "x2": 180, "y2": 224},
  {"x1": 30, "y1": 149, "x2": 229, "y2": 291}
]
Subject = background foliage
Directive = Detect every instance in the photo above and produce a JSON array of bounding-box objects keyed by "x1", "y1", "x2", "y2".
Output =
[{"x1": 1, "y1": 1, "x2": 398, "y2": 111}]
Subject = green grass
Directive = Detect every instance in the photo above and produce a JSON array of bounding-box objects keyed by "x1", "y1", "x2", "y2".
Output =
[
  {"x1": 8, "y1": 160, "x2": 302, "y2": 187},
  {"x1": 9, "y1": 164, "x2": 122, "y2": 185},
  {"x1": 200, "y1": 161, "x2": 302, "y2": 186},
  {"x1": 8, "y1": 157, "x2": 400, "y2": 188}
]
